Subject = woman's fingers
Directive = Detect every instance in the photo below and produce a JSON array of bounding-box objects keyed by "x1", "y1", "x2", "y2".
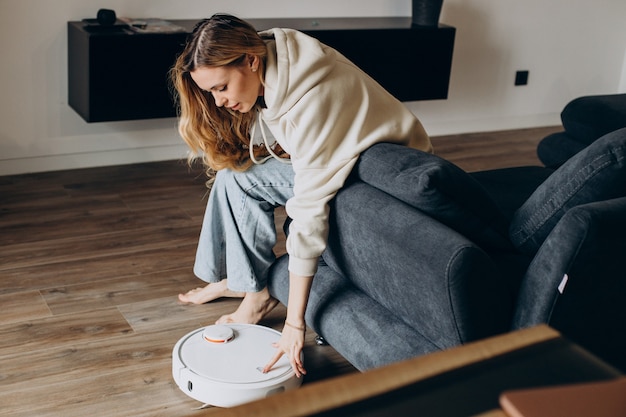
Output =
[
  {"x1": 292, "y1": 347, "x2": 306, "y2": 377},
  {"x1": 263, "y1": 338, "x2": 306, "y2": 378},
  {"x1": 263, "y1": 349, "x2": 284, "y2": 374}
]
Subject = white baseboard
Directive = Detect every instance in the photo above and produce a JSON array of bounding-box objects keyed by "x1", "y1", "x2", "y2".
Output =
[
  {"x1": 0, "y1": 144, "x2": 190, "y2": 176},
  {"x1": 421, "y1": 113, "x2": 562, "y2": 137}
]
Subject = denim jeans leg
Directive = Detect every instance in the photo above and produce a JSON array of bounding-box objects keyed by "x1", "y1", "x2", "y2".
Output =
[{"x1": 193, "y1": 158, "x2": 295, "y2": 293}]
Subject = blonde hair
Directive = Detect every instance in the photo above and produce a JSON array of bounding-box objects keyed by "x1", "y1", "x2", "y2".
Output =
[{"x1": 170, "y1": 14, "x2": 275, "y2": 177}]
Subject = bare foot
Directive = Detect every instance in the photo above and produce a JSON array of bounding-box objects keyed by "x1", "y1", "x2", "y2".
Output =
[
  {"x1": 178, "y1": 279, "x2": 245, "y2": 305},
  {"x1": 216, "y1": 287, "x2": 279, "y2": 324}
]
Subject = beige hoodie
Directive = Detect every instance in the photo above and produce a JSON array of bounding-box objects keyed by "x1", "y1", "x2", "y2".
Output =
[{"x1": 258, "y1": 28, "x2": 432, "y2": 277}]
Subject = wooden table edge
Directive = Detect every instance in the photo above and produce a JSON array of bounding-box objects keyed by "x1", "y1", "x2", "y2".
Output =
[{"x1": 208, "y1": 325, "x2": 560, "y2": 417}]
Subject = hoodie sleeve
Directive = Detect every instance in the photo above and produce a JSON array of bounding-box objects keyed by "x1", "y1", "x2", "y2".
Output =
[
  {"x1": 280, "y1": 70, "x2": 409, "y2": 276},
  {"x1": 285, "y1": 152, "x2": 359, "y2": 277}
]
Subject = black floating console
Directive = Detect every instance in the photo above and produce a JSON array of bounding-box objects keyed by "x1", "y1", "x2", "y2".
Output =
[{"x1": 68, "y1": 18, "x2": 455, "y2": 122}]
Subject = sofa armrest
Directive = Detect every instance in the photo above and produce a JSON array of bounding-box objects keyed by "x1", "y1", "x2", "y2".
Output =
[
  {"x1": 511, "y1": 197, "x2": 626, "y2": 369},
  {"x1": 325, "y1": 181, "x2": 511, "y2": 349}
]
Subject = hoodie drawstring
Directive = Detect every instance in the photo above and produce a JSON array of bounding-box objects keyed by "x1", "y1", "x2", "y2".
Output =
[{"x1": 249, "y1": 114, "x2": 292, "y2": 165}]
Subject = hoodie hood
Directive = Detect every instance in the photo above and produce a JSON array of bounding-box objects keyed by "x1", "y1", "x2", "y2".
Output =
[{"x1": 260, "y1": 28, "x2": 336, "y2": 121}]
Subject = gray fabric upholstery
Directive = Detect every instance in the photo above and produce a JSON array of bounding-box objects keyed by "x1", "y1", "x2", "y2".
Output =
[
  {"x1": 326, "y1": 182, "x2": 511, "y2": 349},
  {"x1": 355, "y1": 143, "x2": 511, "y2": 250},
  {"x1": 562, "y1": 93, "x2": 626, "y2": 145},
  {"x1": 268, "y1": 255, "x2": 442, "y2": 371},
  {"x1": 512, "y1": 197, "x2": 626, "y2": 367},
  {"x1": 470, "y1": 166, "x2": 554, "y2": 221},
  {"x1": 270, "y1": 179, "x2": 512, "y2": 371},
  {"x1": 536, "y1": 132, "x2": 588, "y2": 168},
  {"x1": 537, "y1": 93, "x2": 626, "y2": 167},
  {"x1": 510, "y1": 127, "x2": 626, "y2": 255}
]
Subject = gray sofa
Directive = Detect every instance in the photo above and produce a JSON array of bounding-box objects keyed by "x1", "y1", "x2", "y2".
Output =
[{"x1": 268, "y1": 126, "x2": 626, "y2": 373}]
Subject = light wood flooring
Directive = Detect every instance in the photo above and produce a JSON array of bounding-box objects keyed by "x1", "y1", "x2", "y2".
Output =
[{"x1": 0, "y1": 126, "x2": 560, "y2": 416}]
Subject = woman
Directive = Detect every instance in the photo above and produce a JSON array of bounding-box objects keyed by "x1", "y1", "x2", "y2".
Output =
[{"x1": 170, "y1": 14, "x2": 431, "y2": 377}]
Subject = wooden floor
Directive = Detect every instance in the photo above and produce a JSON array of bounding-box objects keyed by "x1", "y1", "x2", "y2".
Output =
[{"x1": 0, "y1": 126, "x2": 560, "y2": 416}]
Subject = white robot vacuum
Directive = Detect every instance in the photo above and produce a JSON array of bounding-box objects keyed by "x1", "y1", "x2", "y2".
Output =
[{"x1": 172, "y1": 324, "x2": 302, "y2": 407}]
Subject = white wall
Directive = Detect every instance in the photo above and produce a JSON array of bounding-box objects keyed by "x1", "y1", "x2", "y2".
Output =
[
  {"x1": 1, "y1": 0, "x2": 625, "y2": 175},
  {"x1": 417, "y1": 0, "x2": 626, "y2": 135}
]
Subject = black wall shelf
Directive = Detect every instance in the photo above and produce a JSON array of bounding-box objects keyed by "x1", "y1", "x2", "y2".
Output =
[{"x1": 68, "y1": 17, "x2": 455, "y2": 122}]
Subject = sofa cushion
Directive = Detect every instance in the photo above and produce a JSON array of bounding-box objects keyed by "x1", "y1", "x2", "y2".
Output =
[
  {"x1": 356, "y1": 143, "x2": 511, "y2": 250},
  {"x1": 509, "y1": 127, "x2": 626, "y2": 255}
]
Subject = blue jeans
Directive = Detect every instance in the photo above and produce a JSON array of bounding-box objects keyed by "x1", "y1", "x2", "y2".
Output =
[{"x1": 193, "y1": 158, "x2": 295, "y2": 292}]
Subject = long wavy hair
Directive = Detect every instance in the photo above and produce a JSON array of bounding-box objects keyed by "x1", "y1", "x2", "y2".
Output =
[{"x1": 170, "y1": 14, "x2": 276, "y2": 178}]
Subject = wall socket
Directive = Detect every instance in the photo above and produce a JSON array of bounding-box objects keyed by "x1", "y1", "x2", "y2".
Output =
[{"x1": 515, "y1": 70, "x2": 529, "y2": 86}]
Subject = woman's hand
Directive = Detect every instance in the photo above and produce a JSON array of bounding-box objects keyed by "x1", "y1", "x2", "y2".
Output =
[
  {"x1": 263, "y1": 320, "x2": 306, "y2": 377},
  {"x1": 263, "y1": 272, "x2": 313, "y2": 378}
]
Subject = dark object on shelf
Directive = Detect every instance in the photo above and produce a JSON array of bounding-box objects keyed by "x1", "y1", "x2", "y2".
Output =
[
  {"x1": 81, "y1": 8, "x2": 128, "y2": 33},
  {"x1": 67, "y1": 17, "x2": 455, "y2": 122},
  {"x1": 412, "y1": 0, "x2": 444, "y2": 27},
  {"x1": 97, "y1": 8, "x2": 117, "y2": 26}
]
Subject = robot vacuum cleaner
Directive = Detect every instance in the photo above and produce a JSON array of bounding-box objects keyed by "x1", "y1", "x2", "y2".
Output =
[{"x1": 172, "y1": 324, "x2": 302, "y2": 407}]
